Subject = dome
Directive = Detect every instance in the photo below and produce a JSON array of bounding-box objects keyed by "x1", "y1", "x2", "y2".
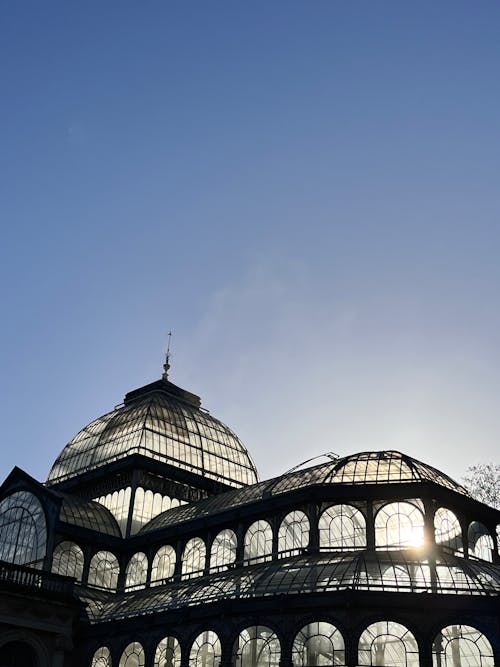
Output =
[
  {"x1": 140, "y1": 449, "x2": 469, "y2": 533},
  {"x1": 47, "y1": 378, "x2": 258, "y2": 488}
]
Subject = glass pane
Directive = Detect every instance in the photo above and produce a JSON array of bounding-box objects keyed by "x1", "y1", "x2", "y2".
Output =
[
  {"x1": 189, "y1": 631, "x2": 221, "y2": 667},
  {"x1": 432, "y1": 625, "x2": 494, "y2": 667},
  {"x1": 292, "y1": 622, "x2": 345, "y2": 666},
  {"x1": 51, "y1": 541, "x2": 84, "y2": 581},
  {"x1": 0, "y1": 491, "x2": 47, "y2": 567},
  {"x1": 278, "y1": 511, "x2": 309, "y2": 557},
  {"x1": 319, "y1": 505, "x2": 366, "y2": 550},
  {"x1": 375, "y1": 503, "x2": 424, "y2": 549},
  {"x1": 233, "y1": 626, "x2": 280, "y2": 667}
]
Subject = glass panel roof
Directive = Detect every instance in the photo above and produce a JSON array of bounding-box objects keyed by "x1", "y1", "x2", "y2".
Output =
[
  {"x1": 59, "y1": 494, "x2": 121, "y2": 536},
  {"x1": 81, "y1": 551, "x2": 500, "y2": 623},
  {"x1": 141, "y1": 451, "x2": 469, "y2": 533},
  {"x1": 47, "y1": 386, "x2": 258, "y2": 489}
]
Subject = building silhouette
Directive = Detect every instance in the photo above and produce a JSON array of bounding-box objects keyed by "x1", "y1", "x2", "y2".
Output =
[{"x1": 0, "y1": 361, "x2": 499, "y2": 667}]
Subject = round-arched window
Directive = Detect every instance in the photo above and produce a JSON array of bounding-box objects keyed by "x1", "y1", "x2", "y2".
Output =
[
  {"x1": 375, "y1": 502, "x2": 424, "y2": 549},
  {"x1": 233, "y1": 626, "x2": 280, "y2": 667},
  {"x1": 278, "y1": 511, "x2": 309, "y2": 557},
  {"x1": 358, "y1": 621, "x2": 419, "y2": 666},
  {"x1": 91, "y1": 646, "x2": 112, "y2": 667},
  {"x1": 88, "y1": 551, "x2": 120, "y2": 590},
  {"x1": 210, "y1": 529, "x2": 237, "y2": 572},
  {"x1": 154, "y1": 636, "x2": 181, "y2": 667},
  {"x1": 119, "y1": 641, "x2": 145, "y2": 667},
  {"x1": 292, "y1": 621, "x2": 345, "y2": 666},
  {"x1": 319, "y1": 505, "x2": 366, "y2": 550},
  {"x1": 151, "y1": 544, "x2": 176, "y2": 585},
  {"x1": 52, "y1": 541, "x2": 84, "y2": 581},
  {"x1": 0, "y1": 491, "x2": 47, "y2": 567},
  {"x1": 432, "y1": 624, "x2": 494, "y2": 666},
  {"x1": 189, "y1": 631, "x2": 221, "y2": 667},
  {"x1": 244, "y1": 521, "x2": 273, "y2": 563},
  {"x1": 125, "y1": 552, "x2": 148, "y2": 591}
]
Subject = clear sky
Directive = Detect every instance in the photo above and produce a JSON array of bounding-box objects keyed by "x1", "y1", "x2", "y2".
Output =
[{"x1": 1, "y1": 2, "x2": 499, "y2": 486}]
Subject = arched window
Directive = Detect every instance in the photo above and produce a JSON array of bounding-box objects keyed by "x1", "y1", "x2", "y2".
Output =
[
  {"x1": 319, "y1": 505, "x2": 366, "y2": 550},
  {"x1": 151, "y1": 545, "x2": 176, "y2": 585},
  {"x1": 292, "y1": 621, "x2": 345, "y2": 666},
  {"x1": 52, "y1": 541, "x2": 84, "y2": 581},
  {"x1": 358, "y1": 621, "x2": 419, "y2": 666},
  {"x1": 432, "y1": 624, "x2": 494, "y2": 667},
  {"x1": 233, "y1": 626, "x2": 280, "y2": 667},
  {"x1": 130, "y1": 487, "x2": 174, "y2": 534},
  {"x1": 91, "y1": 647, "x2": 112, "y2": 667},
  {"x1": 88, "y1": 551, "x2": 119, "y2": 590},
  {"x1": 125, "y1": 552, "x2": 148, "y2": 591},
  {"x1": 278, "y1": 511, "x2": 309, "y2": 556},
  {"x1": 94, "y1": 486, "x2": 131, "y2": 536},
  {"x1": 189, "y1": 630, "x2": 221, "y2": 667},
  {"x1": 154, "y1": 636, "x2": 181, "y2": 667},
  {"x1": 375, "y1": 502, "x2": 424, "y2": 549},
  {"x1": 182, "y1": 537, "x2": 206, "y2": 580},
  {"x1": 0, "y1": 491, "x2": 47, "y2": 567},
  {"x1": 434, "y1": 508, "x2": 462, "y2": 553},
  {"x1": 119, "y1": 642, "x2": 145, "y2": 667},
  {"x1": 468, "y1": 522, "x2": 494, "y2": 562},
  {"x1": 244, "y1": 521, "x2": 273, "y2": 563},
  {"x1": 210, "y1": 529, "x2": 237, "y2": 572}
]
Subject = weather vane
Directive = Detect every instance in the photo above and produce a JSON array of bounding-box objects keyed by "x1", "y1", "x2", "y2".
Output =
[{"x1": 162, "y1": 331, "x2": 172, "y2": 380}]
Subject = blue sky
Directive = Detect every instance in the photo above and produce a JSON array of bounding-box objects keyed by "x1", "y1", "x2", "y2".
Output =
[{"x1": 1, "y1": 2, "x2": 499, "y2": 485}]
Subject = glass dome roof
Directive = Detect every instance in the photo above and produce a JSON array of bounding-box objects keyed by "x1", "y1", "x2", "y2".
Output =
[
  {"x1": 141, "y1": 450, "x2": 469, "y2": 533},
  {"x1": 47, "y1": 378, "x2": 258, "y2": 488}
]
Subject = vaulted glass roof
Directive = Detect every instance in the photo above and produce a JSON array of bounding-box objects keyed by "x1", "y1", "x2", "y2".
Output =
[
  {"x1": 47, "y1": 379, "x2": 258, "y2": 489},
  {"x1": 141, "y1": 450, "x2": 469, "y2": 533},
  {"x1": 59, "y1": 494, "x2": 121, "y2": 537},
  {"x1": 83, "y1": 551, "x2": 500, "y2": 623}
]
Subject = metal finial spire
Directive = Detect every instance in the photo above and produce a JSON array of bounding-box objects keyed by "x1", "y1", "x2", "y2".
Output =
[{"x1": 162, "y1": 331, "x2": 172, "y2": 380}]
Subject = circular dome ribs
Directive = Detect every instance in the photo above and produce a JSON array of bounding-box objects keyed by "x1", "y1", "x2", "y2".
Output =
[{"x1": 46, "y1": 379, "x2": 258, "y2": 493}]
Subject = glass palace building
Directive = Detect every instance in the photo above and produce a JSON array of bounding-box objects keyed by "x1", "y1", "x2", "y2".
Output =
[{"x1": 0, "y1": 361, "x2": 499, "y2": 667}]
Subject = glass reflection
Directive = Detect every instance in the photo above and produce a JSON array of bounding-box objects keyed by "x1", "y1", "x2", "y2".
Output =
[{"x1": 0, "y1": 491, "x2": 47, "y2": 568}]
